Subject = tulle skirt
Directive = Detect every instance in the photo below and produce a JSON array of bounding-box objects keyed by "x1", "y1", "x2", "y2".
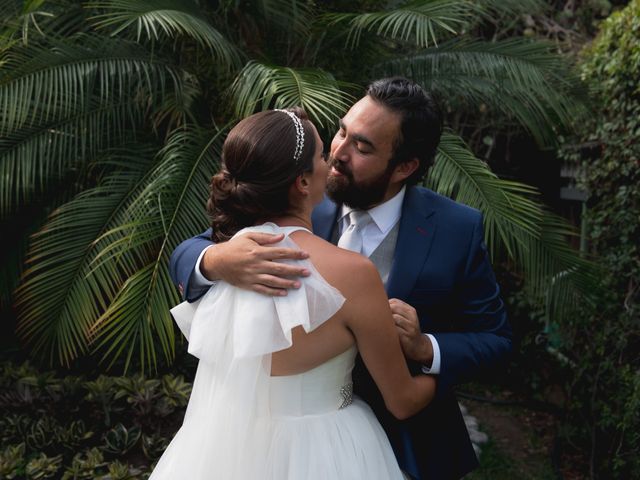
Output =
[{"x1": 150, "y1": 360, "x2": 403, "y2": 479}]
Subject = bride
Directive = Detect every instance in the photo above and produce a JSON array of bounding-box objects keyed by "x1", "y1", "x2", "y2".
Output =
[{"x1": 150, "y1": 108, "x2": 435, "y2": 479}]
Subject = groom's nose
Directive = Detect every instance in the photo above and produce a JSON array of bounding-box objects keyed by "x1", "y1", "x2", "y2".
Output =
[{"x1": 331, "y1": 135, "x2": 349, "y2": 163}]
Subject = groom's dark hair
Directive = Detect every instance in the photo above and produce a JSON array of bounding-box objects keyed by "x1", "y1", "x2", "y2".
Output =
[{"x1": 367, "y1": 77, "x2": 442, "y2": 185}]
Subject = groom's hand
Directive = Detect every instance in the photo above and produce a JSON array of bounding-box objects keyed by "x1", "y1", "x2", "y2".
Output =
[
  {"x1": 201, "y1": 232, "x2": 311, "y2": 296},
  {"x1": 389, "y1": 298, "x2": 434, "y2": 367}
]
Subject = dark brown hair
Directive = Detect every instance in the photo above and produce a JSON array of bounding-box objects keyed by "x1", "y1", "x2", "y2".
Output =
[{"x1": 207, "y1": 108, "x2": 316, "y2": 242}]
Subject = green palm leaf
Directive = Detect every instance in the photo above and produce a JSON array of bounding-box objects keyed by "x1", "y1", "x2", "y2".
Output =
[
  {"x1": 431, "y1": 132, "x2": 541, "y2": 257},
  {"x1": 14, "y1": 146, "x2": 158, "y2": 366},
  {"x1": 230, "y1": 61, "x2": 355, "y2": 128},
  {"x1": 430, "y1": 133, "x2": 597, "y2": 297},
  {"x1": 0, "y1": 99, "x2": 140, "y2": 218},
  {"x1": 90, "y1": 126, "x2": 223, "y2": 372},
  {"x1": 377, "y1": 39, "x2": 588, "y2": 145},
  {"x1": 0, "y1": 34, "x2": 183, "y2": 134},
  {"x1": 88, "y1": 263, "x2": 179, "y2": 373},
  {"x1": 253, "y1": 0, "x2": 314, "y2": 37},
  {"x1": 88, "y1": 0, "x2": 241, "y2": 69},
  {"x1": 0, "y1": 34, "x2": 190, "y2": 216},
  {"x1": 323, "y1": 0, "x2": 479, "y2": 48}
]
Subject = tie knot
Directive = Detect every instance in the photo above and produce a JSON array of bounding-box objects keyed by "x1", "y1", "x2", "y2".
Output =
[
  {"x1": 347, "y1": 210, "x2": 371, "y2": 229},
  {"x1": 338, "y1": 210, "x2": 372, "y2": 254}
]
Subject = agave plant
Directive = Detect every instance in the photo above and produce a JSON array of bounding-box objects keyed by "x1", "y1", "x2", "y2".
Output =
[
  {"x1": 62, "y1": 447, "x2": 107, "y2": 480},
  {"x1": 102, "y1": 423, "x2": 141, "y2": 455},
  {"x1": 1, "y1": 414, "x2": 32, "y2": 445},
  {"x1": 24, "y1": 452, "x2": 63, "y2": 479},
  {"x1": 113, "y1": 373, "x2": 161, "y2": 417},
  {"x1": 84, "y1": 375, "x2": 121, "y2": 426},
  {"x1": 100, "y1": 460, "x2": 143, "y2": 480},
  {"x1": 0, "y1": 442, "x2": 26, "y2": 479},
  {"x1": 141, "y1": 433, "x2": 169, "y2": 461},
  {"x1": 160, "y1": 374, "x2": 191, "y2": 408},
  {"x1": 1, "y1": 0, "x2": 597, "y2": 371},
  {"x1": 24, "y1": 416, "x2": 62, "y2": 451},
  {"x1": 57, "y1": 420, "x2": 94, "y2": 451}
]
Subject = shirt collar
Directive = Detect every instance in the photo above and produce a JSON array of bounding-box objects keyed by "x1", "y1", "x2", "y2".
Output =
[{"x1": 340, "y1": 186, "x2": 406, "y2": 235}]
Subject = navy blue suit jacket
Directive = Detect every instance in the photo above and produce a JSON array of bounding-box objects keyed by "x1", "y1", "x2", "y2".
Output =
[{"x1": 169, "y1": 186, "x2": 512, "y2": 479}]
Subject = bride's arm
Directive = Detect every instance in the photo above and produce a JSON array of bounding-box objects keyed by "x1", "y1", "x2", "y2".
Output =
[{"x1": 344, "y1": 257, "x2": 436, "y2": 420}]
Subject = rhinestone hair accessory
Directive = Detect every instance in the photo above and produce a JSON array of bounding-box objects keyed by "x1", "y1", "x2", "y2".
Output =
[{"x1": 274, "y1": 109, "x2": 305, "y2": 165}]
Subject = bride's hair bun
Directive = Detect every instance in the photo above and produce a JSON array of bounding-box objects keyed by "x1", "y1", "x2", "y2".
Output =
[{"x1": 210, "y1": 170, "x2": 237, "y2": 201}]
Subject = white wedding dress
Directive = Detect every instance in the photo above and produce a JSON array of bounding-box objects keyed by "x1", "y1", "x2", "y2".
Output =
[{"x1": 150, "y1": 224, "x2": 403, "y2": 479}]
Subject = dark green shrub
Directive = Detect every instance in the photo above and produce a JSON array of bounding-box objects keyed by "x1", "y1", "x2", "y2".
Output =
[
  {"x1": 141, "y1": 433, "x2": 169, "y2": 461},
  {"x1": 102, "y1": 424, "x2": 141, "y2": 456},
  {"x1": 84, "y1": 375, "x2": 121, "y2": 427},
  {"x1": 0, "y1": 443, "x2": 26, "y2": 479},
  {"x1": 0, "y1": 363, "x2": 191, "y2": 476},
  {"x1": 62, "y1": 448, "x2": 107, "y2": 480},
  {"x1": 24, "y1": 453, "x2": 63, "y2": 479},
  {"x1": 557, "y1": 1, "x2": 640, "y2": 477}
]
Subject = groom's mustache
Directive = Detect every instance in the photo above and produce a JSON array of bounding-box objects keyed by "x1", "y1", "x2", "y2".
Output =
[{"x1": 327, "y1": 156, "x2": 353, "y2": 179}]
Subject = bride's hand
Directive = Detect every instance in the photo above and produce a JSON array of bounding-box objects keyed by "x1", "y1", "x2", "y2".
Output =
[
  {"x1": 201, "y1": 232, "x2": 311, "y2": 295},
  {"x1": 389, "y1": 298, "x2": 434, "y2": 366}
]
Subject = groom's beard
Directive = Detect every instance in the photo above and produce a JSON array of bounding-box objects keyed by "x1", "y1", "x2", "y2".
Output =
[{"x1": 326, "y1": 156, "x2": 394, "y2": 210}]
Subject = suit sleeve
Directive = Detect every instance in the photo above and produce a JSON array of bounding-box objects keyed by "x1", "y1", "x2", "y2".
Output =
[
  {"x1": 169, "y1": 228, "x2": 215, "y2": 302},
  {"x1": 431, "y1": 214, "x2": 512, "y2": 393}
]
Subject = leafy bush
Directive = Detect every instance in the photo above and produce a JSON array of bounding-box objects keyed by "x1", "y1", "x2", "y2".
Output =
[
  {"x1": 556, "y1": 1, "x2": 640, "y2": 477},
  {"x1": 0, "y1": 362, "x2": 191, "y2": 478}
]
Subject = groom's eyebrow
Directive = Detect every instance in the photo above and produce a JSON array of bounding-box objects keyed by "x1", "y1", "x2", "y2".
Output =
[{"x1": 338, "y1": 119, "x2": 376, "y2": 150}]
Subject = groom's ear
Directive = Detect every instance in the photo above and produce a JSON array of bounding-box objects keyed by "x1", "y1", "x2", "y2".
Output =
[{"x1": 391, "y1": 157, "x2": 419, "y2": 184}]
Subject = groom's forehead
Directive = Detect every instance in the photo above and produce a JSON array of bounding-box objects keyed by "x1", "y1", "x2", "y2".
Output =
[{"x1": 342, "y1": 97, "x2": 401, "y2": 148}]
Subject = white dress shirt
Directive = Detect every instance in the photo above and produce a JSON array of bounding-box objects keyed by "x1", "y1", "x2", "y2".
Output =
[{"x1": 192, "y1": 186, "x2": 441, "y2": 374}]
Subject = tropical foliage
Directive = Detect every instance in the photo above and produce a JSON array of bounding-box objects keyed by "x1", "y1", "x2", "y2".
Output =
[
  {"x1": 0, "y1": 360, "x2": 193, "y2": 478},
  {"x1": 0, "y1": 0, "x2": 596, "y2": 370},
  {"x1": 555, "y1": 1, "x2": 640, "y2": 475}
]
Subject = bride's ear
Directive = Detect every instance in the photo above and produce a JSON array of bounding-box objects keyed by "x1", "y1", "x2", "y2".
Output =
[{"x1": 293, "y1": 173, "x2": 311, "y2": 196}]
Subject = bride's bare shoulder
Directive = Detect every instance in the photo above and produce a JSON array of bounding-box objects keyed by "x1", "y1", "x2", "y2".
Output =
[{"x1": 293, "y1": 233, "x2": 380, "y2": 290}]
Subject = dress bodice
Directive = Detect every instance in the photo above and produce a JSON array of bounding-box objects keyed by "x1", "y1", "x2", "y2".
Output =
[{"x1": 269, "y1": 346, "x2": 357, "y2": 417}]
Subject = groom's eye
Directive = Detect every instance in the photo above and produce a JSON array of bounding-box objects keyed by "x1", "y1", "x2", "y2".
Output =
[{"x1": 356, "y1": 143, "x2": 371, "y2": 154}]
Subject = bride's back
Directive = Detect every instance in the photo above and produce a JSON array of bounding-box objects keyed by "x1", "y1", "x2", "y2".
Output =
[{"x1": 270, "y1": 229, "x2": 385, "y2": 376}]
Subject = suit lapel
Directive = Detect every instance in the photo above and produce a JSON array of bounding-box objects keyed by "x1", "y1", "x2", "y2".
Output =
[
  {"x1": 387, "y1": 188, "x2": 437, "y2": 299},
  {"x1": 311, "y1": 195, "x2": 339, "y2": 241}
]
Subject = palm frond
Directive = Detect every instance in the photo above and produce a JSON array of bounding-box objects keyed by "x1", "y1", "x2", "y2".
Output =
[
  {"x1": 14, "y1": 146, "x2": 158, "y2": 366},
  {"x1": 0, "y1": 34, "x2": 191, "y2": 217},
  {"x1": 0, "y1": 34, "x2": 185, "y2": 136},
  {"x1": 230, "y1": 61, "x2": 355, "y2": 129},
  {"x1": 88, "y1": 0, "x2": 241, "y2": 69},
  {"x1": 0, "y1": 99, "x2": 141, "y2": 219},
  {"x1": 543, "y1": 259, "x2": 602, "y2": 330},
  {"x1": 255, "y1": 0, "x2": 314, "y2": 37},
  {"x1": 429, "y1": 132, "x2": 596, "y2": 297},
  {"x1": 377, "y1": 39, "x2": 588, "y2": 145},
  {"x1": 88, "y1": 263, "x2": 178, "y2": 373},
  {"x1": 89, "y1": 126, "x2": 223, "y2": 371},
  {"x1": 430, "y1": 132, "x2": 541, "y2": 258},
  {"x1": 323, "y1": 0, "x2": 479, "y2": 48}
]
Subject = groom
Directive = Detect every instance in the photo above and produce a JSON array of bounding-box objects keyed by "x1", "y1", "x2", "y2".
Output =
[{"x1": 170, "y1": 77, "x2": 511, "y2": 479}]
